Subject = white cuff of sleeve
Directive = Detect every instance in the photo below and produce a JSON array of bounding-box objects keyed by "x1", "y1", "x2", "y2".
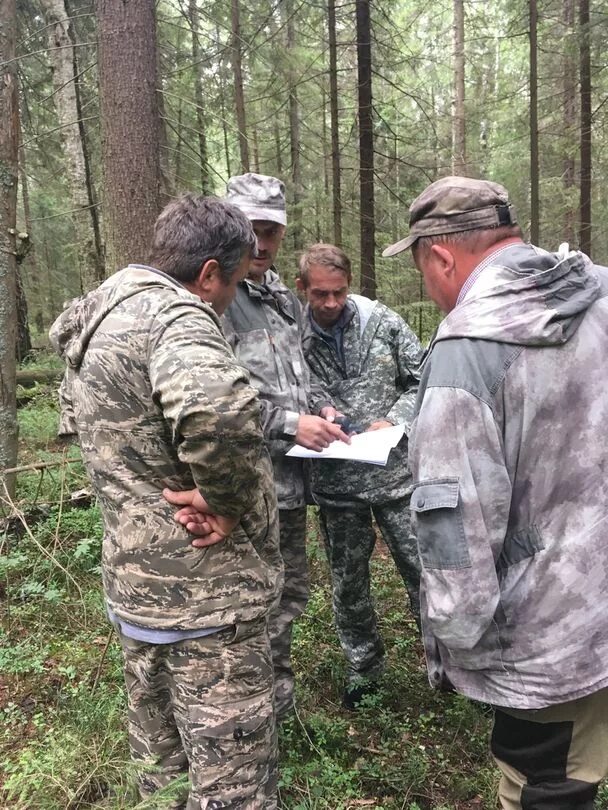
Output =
[{"x1": 283, "y1": 410, "x2": 300, "y2": 437}]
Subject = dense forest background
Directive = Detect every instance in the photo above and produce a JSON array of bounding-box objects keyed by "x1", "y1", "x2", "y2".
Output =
[
  {"x1": 1, "y1": 1, "x2": 608, "y2": 806},
  {"x1": 11, "y1": 0, "x2": 608, "y2": 341}
]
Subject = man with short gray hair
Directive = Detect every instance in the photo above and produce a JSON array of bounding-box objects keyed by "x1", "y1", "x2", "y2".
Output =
[
  {"x1": 385, "y1": 175, "x2": 608, "y2": 809},
  {"x1": 221, "y1": 173, "x2": 348, "y2": 720},
  {"x1": 51, "y1": 194, "x2": 282, "y2": 809}
]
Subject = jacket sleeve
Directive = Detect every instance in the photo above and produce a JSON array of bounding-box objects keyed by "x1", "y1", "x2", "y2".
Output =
[
  {"x1": 57, "y1": 368, "x2": 79, "y2": 439},
  {"x1": 409, "y1": 384, "x2": 511, "y2": 652},
  {"x1": 149, "y1": 303, "x2": 265, "y2": 520},
  {"x1": 385, "y1": 315, "x2": 425, "y2": 431}
]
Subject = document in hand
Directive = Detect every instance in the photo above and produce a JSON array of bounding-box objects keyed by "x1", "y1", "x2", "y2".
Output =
[{"x1": 286, "y1": 424, "x2": 405, "y2": 466}]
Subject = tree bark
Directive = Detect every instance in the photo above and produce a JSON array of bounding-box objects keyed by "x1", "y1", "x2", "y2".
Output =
[
  {"x1": 562, "y1": 0, "x2": 576, "y2": 243},
  {"x1": 356, "y1": 0, "x2": 375, "y2": 299},
  {"x1": 328, "y1": 0, "x2": 342, "y2": 245},
  {"x1": 529, "y1": 0, "x2": 540, "y2": 244},
  {"x1": 0, "y1": 0, "x2": 19, "y2": 496},
  {"x1": 451, "y1": 0, "x2": 466, "y2": 175},
  {"x1": 285, "y1": 0, "x2": 302, "y2": 251},
  {"x1": 231, "y1": 0, "x2": 249, "y2": 173},
  {"x1": 44, "y1": 0, "x2": 104, "y2": 291},
  {"x1": 96, "y1": 0, "x2": 163, "y2": 271},
  {"x1": 189, "y1": 0, "x2": 210, "y2": 194},
  {"x1": 579, "y1": 0, "x2": 592, "y2": 255}
]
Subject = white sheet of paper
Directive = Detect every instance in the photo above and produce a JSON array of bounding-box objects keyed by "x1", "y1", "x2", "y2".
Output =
[{"x1": 286, "y1": 424, "x2": 405, "y2": 466}]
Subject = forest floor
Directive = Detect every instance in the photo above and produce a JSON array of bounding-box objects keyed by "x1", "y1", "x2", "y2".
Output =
[{"x1": 2, "y1": 376, "x2": 607, "y2": 809}]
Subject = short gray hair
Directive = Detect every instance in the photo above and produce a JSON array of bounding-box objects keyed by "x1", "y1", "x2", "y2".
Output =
[
  {"x1": 298, "y1": 243, "x2": 352, "y2": 288},
  {"x1": 150, "y1": 194, "x2": 256, "y2": 283},
  {"x1": 413, "y1": 224, "x2": 523, "y2": 260}
]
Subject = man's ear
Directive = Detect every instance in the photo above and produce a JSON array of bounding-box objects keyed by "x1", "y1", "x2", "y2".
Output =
[
  {"x1": 196, "y1": 259, "x2": 221, "y2": 292},
  {"x1": 429, "y1": 244, "x2": 456, "y2": 277},
  {"x1": 295, "y1": 276, "x2": 305, "y2": 293}
]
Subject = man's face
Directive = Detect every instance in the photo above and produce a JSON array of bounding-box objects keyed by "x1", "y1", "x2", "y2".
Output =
[
  {"x1": 248, "y1": 220, "x2": 285, "y2": 281},
  {"x1": 298, "y1": 264, "x2": 350, "y2": 329},
  {"x1": 211, "y1": 252, "x2": 251, "y2": 315},
  {"x1": 412, "y1": 245, "x2": 459, "y2": 314}
]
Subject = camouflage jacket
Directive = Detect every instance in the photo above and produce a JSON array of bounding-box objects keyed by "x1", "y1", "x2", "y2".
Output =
[
  {"x1": 49, "y1": 265, "x2": 282, "y2": 632},
  {"x1": 301, "y1": 294, "x2": 423, "y2": 505},
  {"x1": 223, "y1": 268, "x2": 332, "y2": 509},
  {"x1": 410, "y1": 243, "x2": 608, "y2": 709}
]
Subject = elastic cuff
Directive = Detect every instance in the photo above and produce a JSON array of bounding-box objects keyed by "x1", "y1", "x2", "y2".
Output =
[{"x1": 283, "y1": 410, "x2": 300, "y2": 437}]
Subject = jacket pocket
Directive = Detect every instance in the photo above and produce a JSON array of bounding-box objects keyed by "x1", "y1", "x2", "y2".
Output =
[
  {"x1": 496, "y1": 525, "x2": 544, "y2": 578},
  {"x1": 411, "y1": 479, "x2": 470, "y2": 570}
]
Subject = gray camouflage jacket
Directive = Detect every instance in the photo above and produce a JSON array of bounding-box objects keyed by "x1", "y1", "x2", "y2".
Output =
[
  {"x1": 222, "y1": 268, "x2": 331, "y2": 509},
  {"x1": 49, "y1": 265, "x2": 282, "y2": 632},
  {"x1": 301, "y1": 294, "x2": 423, "y2": 505},
  {"x1": 410, "y1": 243, "x2": 608, "y2": 709}
]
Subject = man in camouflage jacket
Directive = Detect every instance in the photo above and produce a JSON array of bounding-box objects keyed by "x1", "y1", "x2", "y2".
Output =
[
  {"x1": 50, "y1": 195, "x2": 283, "y2": 809},
  {"x1": 296, "y1": 243, "x2": 424, "y2": 708},
  {"x1": 384, "y1": 175, "x2": 608, "y2": 809},
  {"x1": 220, "y1": 173, "x2": 347, "y2": 719}
]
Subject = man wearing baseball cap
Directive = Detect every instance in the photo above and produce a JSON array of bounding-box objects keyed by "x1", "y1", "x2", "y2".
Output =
[
  {"x1": 222, "y1": 173, "x2": 348, "y2": 720},
  {"x1": 384, "y1": 175, "x2": 608, "y2": 808}
]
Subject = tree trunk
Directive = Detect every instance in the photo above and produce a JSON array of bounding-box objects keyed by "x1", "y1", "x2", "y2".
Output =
[
  {"x1": 529, "y1": 0, "x2": 540, "y2": 244},
  {"x1": 451, "y1": 0, "x2": 466, "y2": 175},
  {"x1": 356, "y1": 0, "x2": 375, "y2": 299},
  {"x1": 328, "y1": 0, "x2": 342, "y2": 245},
  {"x1": 231, "y1": 0, "x2": 249, "y2": 173},
  {"x1": 96, "y1": 0, "x2": 163, "y2": 271},
  {"x1": 579, "y1": 0, "x2": 591, "y2": 255},
  {"x1": 562, "y1": 0, "x2": 576, "y2": 243},
  {"x1": 189, "y1": 0, "x2": 210, "y2": 194},
  {"x1": 44, "y1": 0, "x2": 104, "y2": 291},
  {"x1": 0, "y1": 0, "x2": 19, "y2": 497},
  {"x1": 285, "y1": 0, "x2": 302, "y2": 251}
]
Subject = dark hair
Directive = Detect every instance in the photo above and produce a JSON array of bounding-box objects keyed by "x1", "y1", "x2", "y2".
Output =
[
  {"x1": 298, "y1": 243, "x2": 352, "y2": 288},
  {"x1": 412, "y1": 224, "x2": 523, "y2": 260},
  {"x1": 150, "y1": 194, "x2": 256, "y2": 283}
]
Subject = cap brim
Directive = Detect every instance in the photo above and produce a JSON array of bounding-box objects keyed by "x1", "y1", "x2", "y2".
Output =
[
  {"x1": 239, "y1": 205, "x2": 287, "y2": 227},
  {"x1": 382, "y1": 234, "x2": 416, "y2": 257}
]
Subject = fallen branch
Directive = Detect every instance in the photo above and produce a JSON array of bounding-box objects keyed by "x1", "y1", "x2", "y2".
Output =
[{"x1": 1, "y1": 458, "x2": 81, "y2": 475}]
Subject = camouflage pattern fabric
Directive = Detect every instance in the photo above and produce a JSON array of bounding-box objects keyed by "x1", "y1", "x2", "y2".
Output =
[
  {"x1": 301, "y1": 294, "x2": 424, "y2": 501},
  {"x1": 223, "y1": 268, "x2": 331, "y2": 509},
  {"x1": 301, "y1": 293, "x2": 423, "y2": 683},
  {"x1": 267, "y1": 507, "x2": 309, "y2": 718},
  {"x1": 410, "y1": 243, "x2": 608, "y2": 709},
  {"x1": 119, "y1": 618, "x2": 277, "y2": 809},
  {"x1": 319, "y1": 496, "x2": 420, "y2": 684},
  {"x1": 49, "y1": 264, "x2": 283, "y2": 632}
]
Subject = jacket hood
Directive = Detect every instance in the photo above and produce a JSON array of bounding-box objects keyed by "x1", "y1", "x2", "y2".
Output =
[
  {"x1": 436, "y1": 243, "x2": 602, "y2": 347},
  {"x1": 49, "y1": 264, "x2": 213, "y2": 368}
]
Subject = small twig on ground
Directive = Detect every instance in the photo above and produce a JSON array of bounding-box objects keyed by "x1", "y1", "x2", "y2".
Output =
[
  {"x1": 1, "y1": 458, "x2": 81, "y2": 475},
  {"x1": 91, "y1": 627, "x2": 115, "y2": 695}
]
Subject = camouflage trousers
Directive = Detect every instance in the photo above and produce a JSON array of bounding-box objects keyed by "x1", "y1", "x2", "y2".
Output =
[
  {"x1": 319, "y1": 495, "x2": 420, "y2": 685},
  {"x1": 118, "y1": 617, "x2": 278, "y2": 809},
  {"x1": 267, "y1": 507, "x2": 309, "y2": 719}
]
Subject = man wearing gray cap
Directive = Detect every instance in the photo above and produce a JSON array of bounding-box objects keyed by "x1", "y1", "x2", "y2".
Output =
[
  {"x1": 384, "y1": 175, "x2": 608, "y2": 808},
  {"x1": 222, "y1": 172, "x2": 348, "y2": 720}
]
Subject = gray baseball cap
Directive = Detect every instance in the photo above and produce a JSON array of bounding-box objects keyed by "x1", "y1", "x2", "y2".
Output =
[
  {"x1": 382, "y1": 176, "x2": 517, "y2": 256},
  {"x1": 225, "y1": 172, "x2": 287, "y2": 227}
]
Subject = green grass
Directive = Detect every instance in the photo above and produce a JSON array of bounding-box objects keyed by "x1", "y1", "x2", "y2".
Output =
[{"x1": 2, "y1": 389, "x2": 606, "y2": 809}]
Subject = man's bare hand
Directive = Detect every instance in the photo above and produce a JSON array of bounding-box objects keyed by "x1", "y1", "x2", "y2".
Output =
[
  {"x1": 319, "y1": 406, "x2": 343, "y2": 423},
  {"x1": 162, "y1": 488, "x2": 238, "y2": 548},
  {"x1": 367, "y1": 420, "x2": 394, "y2": 432},
  {"x1": 295, "y1": 414, "x2": 350, "y2": 451}
]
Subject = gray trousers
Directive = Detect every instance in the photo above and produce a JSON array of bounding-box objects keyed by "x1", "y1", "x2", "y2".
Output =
[
  {"x1": 319, "y1": 495, "x2": 420, "y2": 684},
  {"x1": 267, "y1": 506, "x2": 309, "y2": 718}
]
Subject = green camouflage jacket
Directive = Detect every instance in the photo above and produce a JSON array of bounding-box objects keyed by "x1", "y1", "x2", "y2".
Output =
[
  {"x1": 49, "y1": 265, "x2": 282, "y2": 631},
  {"x1": 223, "y1": 269, "x2": 331, "y2": 509},
  {"x1": 301, "y1": 294, "x2": 424, "y2": 504}
]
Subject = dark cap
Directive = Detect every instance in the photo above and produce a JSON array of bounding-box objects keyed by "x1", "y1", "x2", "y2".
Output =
[{"x1": 382, "y1": 176, "x2": 517, "y2": 257}]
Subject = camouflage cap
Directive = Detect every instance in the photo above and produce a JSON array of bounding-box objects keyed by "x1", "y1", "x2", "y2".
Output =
[
  {"x1": 225, "y1": 172, "x2": 287, "y2": 227},
  {"x1": 382, "y1": 176, "x2": 517, "y2": 256}
]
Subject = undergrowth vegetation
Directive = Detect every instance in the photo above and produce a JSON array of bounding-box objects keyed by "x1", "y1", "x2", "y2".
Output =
[{"x1": 2, "y1": 384, "x2": 607, "y2": 808}]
